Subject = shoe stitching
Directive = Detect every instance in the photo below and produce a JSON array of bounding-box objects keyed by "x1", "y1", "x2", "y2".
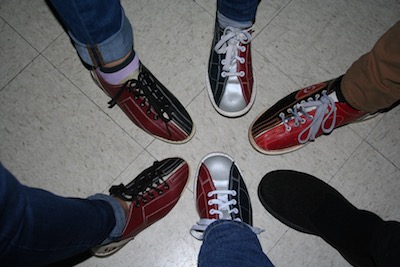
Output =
[
  {"x1": 279, "y1": 90, "x2": 337, "y2": 144},
  {"x1": 107, "y1": 71, "x2": 174, "y2": 136},
  {"x1": 109, "y1": 160, "x2": 170, "y2": 207}
]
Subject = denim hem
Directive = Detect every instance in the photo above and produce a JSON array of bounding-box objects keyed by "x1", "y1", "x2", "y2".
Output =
[
  {"x1": 204, "y1": 220, "x2": 253, "y2": 238},
  {"x1": 70, "y1": 8, "x2": 134, "y2": 66},
  {"x1": 88, "y1": 193, "x2": 126, "y2": 245},
  {"x1": 217, "y1": 12, "x2": 253, "y2": 29},
  {"x1": 217, "y1": 0, "x2": 258, "y2": 22}
]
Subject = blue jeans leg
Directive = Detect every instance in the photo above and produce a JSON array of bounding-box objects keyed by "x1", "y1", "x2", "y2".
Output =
[
  {"x1": 0, "y1": 163, "x2": 125, "y2": 267},
  {"x1": 198, "y1": 220, "x2": 274, "y2": 267},
  {"x1": 218, "y1": 0, "x2": 259, "y2": 22},
  {"x1": 48, "y1": 0, "x2": 133, "y2": 67}
]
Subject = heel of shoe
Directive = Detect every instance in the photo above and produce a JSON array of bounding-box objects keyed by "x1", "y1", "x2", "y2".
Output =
[{"x1": 92, "y1": 236, "x2": 135, "y2": 257}]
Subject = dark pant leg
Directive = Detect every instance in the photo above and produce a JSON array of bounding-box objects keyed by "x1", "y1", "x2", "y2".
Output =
[{"x1": 0, "y1": 163, "x2": 115, "y2": 267}]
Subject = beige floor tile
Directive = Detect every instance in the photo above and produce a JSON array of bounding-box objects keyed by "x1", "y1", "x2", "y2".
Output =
[
  {"x1": 267, "y1": 229, "x2": 351, "y2": 267},
  {"x1": 0, "y1": 0, "x2": 63, "y2": 52},
  {"x1": 0, "y1": 56, "x2": 143, "y2": 197},
  {"x1": 253, "y1": 0, "x2": 400, "y2": 87},
  {"x1": 0, "y1": 18, "x2": 38, "y2": 90},
  {"x1": 366, "y1": 106, "x2": 400, "y2": 169},
  {"x1": 330, "y1": 141, "x2": 400, "y2": 221}
]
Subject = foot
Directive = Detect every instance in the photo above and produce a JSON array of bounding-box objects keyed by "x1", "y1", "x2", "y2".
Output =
[
  {"x1": 92, "y1": 157, "x2": 189, "y2": 256},
  {"x1": 190, "y1": 152, "x2": 261, "y2": 240},
  {"x1": 207, "y1": 18, "x2": 256, "y2": 117},
  {"x1": 258, "y1": 170, "x2": 383, "y2": 266},
  {"x1": 92, "y1": 62, "x2": 195, "y2": 143},
  {"x1": 249, "y1": 76, "x2": 369, "y2": 155}
]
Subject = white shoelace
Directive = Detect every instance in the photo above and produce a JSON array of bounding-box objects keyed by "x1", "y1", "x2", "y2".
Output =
[
  {"x1": 214, "y1": 27, "x2": 252, "y2": 78},
  {"x1": 280, "y1": 91, "x2": 337, "y2": 144},
  {"x1": 190, "y1": 189, "x2": 263, "y2": 240}
]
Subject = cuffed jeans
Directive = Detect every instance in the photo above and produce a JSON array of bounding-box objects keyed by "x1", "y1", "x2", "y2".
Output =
[
  {"x1": 0, "y1": 163, "x2": 125, "y2": 267},
  {"x1": 48, "y1": 0, "x2": 133, "y2": 67},
  {"x1": 198, "y1": 220, "x2": 274, "y2": 267},
  {"x1": 48, "y1": 0, "x2": 259, "y2": 67}
]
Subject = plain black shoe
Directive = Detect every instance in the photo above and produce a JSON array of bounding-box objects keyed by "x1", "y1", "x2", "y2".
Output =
[{"x1": 258, "y1": 170, "x2": 383, "y2": 267}]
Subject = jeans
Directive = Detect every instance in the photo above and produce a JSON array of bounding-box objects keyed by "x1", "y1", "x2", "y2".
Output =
[
  {"x1": 0, "y1": 163, "x2": 125, "y2": 267},
  {"x1": 48, "y1": 0, "x2": 259, "y2": 67},
  {"x1": 198, "y1": 220, "x2": 274, "y2": 267},
  {"x1": 48, "y1": 0, "x2": 133, "y2": 67},
  {"x1": 218, "y1": 0, "x2": 259, "y2": 22}
]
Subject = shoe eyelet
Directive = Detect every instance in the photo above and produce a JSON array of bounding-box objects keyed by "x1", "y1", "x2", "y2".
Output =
[
  {"x1": 301, "y1": 118, "x2": 306, "y2": 124},
  {"x1": 285, "y1": 125, "x2": 292, "y2": 132},
  {"x1": 208, "y1": 200, "x2": 213, "y2": 205},
  {"x1": 294, "y1": 122, "x2": 299, "y2": 127},
  {"x1": 207, "y1": 192, "x2": 213, "y2": 197},
  {"x1": 239, "y1": 71, "x2": 245, "y2": 77},
  {"x1": 221, "y1": 72, "x2": 227, "y2": 78}
]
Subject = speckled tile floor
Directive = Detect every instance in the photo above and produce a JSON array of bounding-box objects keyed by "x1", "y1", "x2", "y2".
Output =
[{"x1": 1, "y1": 0, "x2": 399, "y2": 266}]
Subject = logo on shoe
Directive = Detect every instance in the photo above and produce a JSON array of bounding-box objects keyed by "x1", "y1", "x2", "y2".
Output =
[{"x1": 295, "y1": 82, "x2": 326, "y2": 99}]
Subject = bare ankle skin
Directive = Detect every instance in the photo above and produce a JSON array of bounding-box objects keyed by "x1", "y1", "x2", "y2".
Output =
[{"x1": 102, "y1": 51, "x2": 132, "y2": 68}]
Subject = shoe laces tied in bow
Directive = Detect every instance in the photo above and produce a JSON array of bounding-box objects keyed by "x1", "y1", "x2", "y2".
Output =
[
  {"x1": 214, "y1": 26, "x2": 252, "y2": 78},
  {"x1": 190, "y1": 189, "x2": 262, "y2": 240},
  {"x1": 109, "y1": 161, "x2": 169, "y2": 207},
  {"x1": 279, "y1": 91, "x2": 337, "y2": 144}
]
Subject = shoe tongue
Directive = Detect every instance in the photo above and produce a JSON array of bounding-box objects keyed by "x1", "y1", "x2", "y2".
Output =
[
  {"x1": 328, "y1": 91, "x2": 338, "y2": 102},
  {"x1": 310, "y1": 193, "x2": 381, "y2": 266}
]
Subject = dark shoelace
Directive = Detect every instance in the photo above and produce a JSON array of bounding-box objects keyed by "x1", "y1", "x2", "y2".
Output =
[
  {"x1": 107, "y1": 72, "x2": 174, "y2": 134},
  {"x1": 109, "y1": 161, "x2": 170, "y2": 207}
]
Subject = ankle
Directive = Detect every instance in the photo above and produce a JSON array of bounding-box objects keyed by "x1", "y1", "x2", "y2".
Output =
[{"x1": 102, "y1": 50, "x2": 134, "y2": 69}]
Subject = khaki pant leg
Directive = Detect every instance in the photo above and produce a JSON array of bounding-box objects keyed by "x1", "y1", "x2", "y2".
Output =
[{"x1": 341, "y1": 21, "x2": 400, "y2": 113}]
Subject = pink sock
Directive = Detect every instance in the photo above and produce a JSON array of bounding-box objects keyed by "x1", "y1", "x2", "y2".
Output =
[{"x1": 97, "y1": 54, "x2": 140, "y2": 85}]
